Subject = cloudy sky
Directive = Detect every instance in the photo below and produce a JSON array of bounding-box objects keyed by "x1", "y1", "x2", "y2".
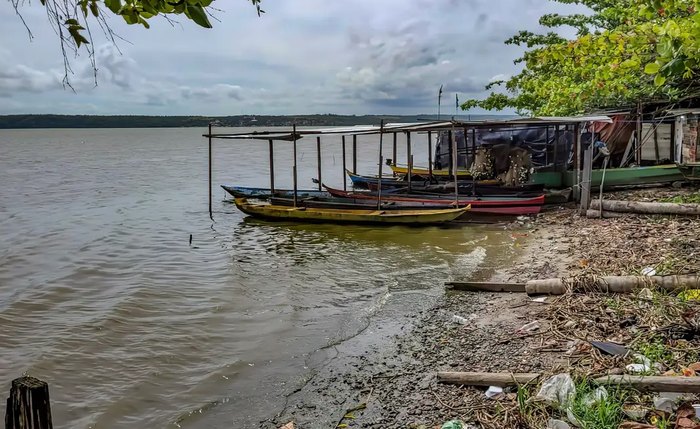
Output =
[{"x1": 0, "y1": 0, "x2": 586, "y2": 115}]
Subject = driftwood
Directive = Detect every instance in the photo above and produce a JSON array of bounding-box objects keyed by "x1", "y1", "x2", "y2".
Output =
[
  {"x1": 437, "y1": 372, "x2": 540, "y2": 387},
  {"x1": 445, "y1": 282, "x2": 526, "y2": 293},
  {"x1": 590, "y1": 199, "x2": 700, "y2": 216},
  {"x1": 525, "y1": 275, "x2": 700, "y2": 296},
  {"x1": 5, "y1": 376, "x2": 53, "y2": 429},
  {"x1": 595, "y1": 375, "x2": 700, "y2": 393},
  {"x1": 585, "y1": 209, "x2": 625, "y2": 219}
]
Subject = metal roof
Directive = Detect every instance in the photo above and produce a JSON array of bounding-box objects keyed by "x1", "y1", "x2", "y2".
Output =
[{"x1": 204, "y1": 115, "x2": 613, "y2": 141}]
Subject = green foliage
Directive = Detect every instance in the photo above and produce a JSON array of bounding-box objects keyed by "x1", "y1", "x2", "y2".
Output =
[
  {"x1": 568, "y1": 380, "x2": 629, "y2": 429},
  {"x1": 463, "y1": 0, "x2": 700, "y2": 116}
]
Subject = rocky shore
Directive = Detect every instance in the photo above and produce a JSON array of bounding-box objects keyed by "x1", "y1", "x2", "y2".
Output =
[{"x1": 273, "y1": 187, "x2": 700, "y2": 429}]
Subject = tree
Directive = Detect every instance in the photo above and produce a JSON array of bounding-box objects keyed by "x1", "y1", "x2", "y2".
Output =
[
  {"x1": 9, "y1": 0, "x2": 264, "y2": 86},
  {"x1": 462, "y1": 0, "x2": 700, "y2": 116}
]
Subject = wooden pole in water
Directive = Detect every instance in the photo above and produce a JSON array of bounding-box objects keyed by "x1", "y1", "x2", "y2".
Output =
[
  {"x1": 377, "y1": 120, "x2": 384, "y2": 210},
  {"x1": 293, "y1": 124, "x2": 298, "y2": 207},
  {"x1": 316, "y1": 136, "x2": 322, "y2": 191},
  {"x1": 428, "y1": 130, "x2": 433, "y2": 179},
  {"x1": 208, "y1": 123, "x2": 213, "y2": 220},
  {"x1": 392, "y1": 132, "x2": 398, "y2": 174},
  {"x1": 451, "y1": 120, "x2": 459, "y2": 206},
  {"x1": 5, "y1": 376, "x2": 53, "y2": 429},
  {"x1": 406, "y1": 131, "x2": 412, "y2": 192},
  {"x1": 447, "y1": 129, "x2": 453, "y2": 176},
  {"x1": 342, "y1": 135, "x2": 347, "y2": 191},
  {"x1": 352, "y1": 134, "x2": 358, "y2": 174},
  {"x1": 268, "y1": 139, "x2": 275, "y2": 194}
]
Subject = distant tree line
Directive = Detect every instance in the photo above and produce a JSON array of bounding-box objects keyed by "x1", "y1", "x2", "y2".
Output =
[{"x1": 0, "y1": 114, "x2": 496, "y2": 129}]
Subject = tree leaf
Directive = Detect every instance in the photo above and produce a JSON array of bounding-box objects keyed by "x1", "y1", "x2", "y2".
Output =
[
  {"x1": 644, "y1": 62, "x2": 660, "y2": 74},
  {"x1": 654, "y1": 74, "x2": 666, "y2": 86},
  {"x1": 184, "y1": 3, "x2": 212, "y2": 28}
]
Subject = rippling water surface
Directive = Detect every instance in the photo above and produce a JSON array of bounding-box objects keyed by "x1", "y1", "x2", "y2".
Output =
[{"x1": 0, "y1": 127, "x2": 517, "y2": 428}]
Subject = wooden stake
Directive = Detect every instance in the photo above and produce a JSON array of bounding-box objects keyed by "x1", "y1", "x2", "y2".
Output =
[
  {"x1": 342, "y1": 135, "x2": 347, "y2": 191},
  {"x1": 377, "y1": 120, "x2": 384, "y2": 210},
  {"x1": 316, "y1": 136, "x2": 322, "y2": 191},
  {"x1": 268, "y1": 139, "x2": 275, "y2": 194},
  {"x1": 407, "y1": 132, "x2": 412, "y2": 192},
  {"x1": 438, "y1": 372, "x2": 540, "y2": 387},
  {"x1": 392, "y1": 132, "x2": 397, "y2": 172},
  {"x1": 428, "y1": 130, "x2": 433, "y2": 179},
  {"x1": 208, "y1": 123, "x2": 212, "y2": 220},
  {"x1": 445, "y1": 281, "x2": 526, "y2": 293},
  {"x1": 293, "y1": 124, "x2": 298, "y2": 207},
  {"x1": 352, "y1": 134, "x2": 358, "y2": 174},
  {"x1": 5, "y1": 376, "x2": 53, "y2": 429}
]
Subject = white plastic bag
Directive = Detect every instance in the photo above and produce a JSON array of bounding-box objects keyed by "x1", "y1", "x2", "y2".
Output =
[{"x1": 535, "y1": 374, "x2": 576, "y2": 407}]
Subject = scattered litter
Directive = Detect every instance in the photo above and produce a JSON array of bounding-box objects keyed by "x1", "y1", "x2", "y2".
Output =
[
  {"x1": 582, "y1": 386, "x2": 608, "y2": 407},
  {"x1": 626, "y1": 354, "x2": 653, "y2": 374},
  {"x1": 637, "y1": 288, "x2": 654, "y2": 300},
  {"x1": 484, "y1": 386, "x2": 503, "y2": 399},
  {"x1": 641, "y1": 267, "x2": 656, "y2": 277},
  {"x1": 622, "y1": 404, "x2": 648, "y2": 420},
  {"x1": 535, "y1": 373, "x2": 576, "y2": 407},
  {"x1": 531, "y1": 296, "x2": 547, "y2": 303},
  {"x1": 546, "y1": 419, "x2": 570, "y2": 429},
  {"x1": 441, "y1": 420, "x2": 467, "y2": 429},
  {"x1": 589, "y1": 340, "x2": 629, "y2": 357},
  {"x1": 452, "y1": 314, "x2": 474, "y2": 325},
  {"x1": 278, "y1": 422, "x2": 294, "y2": 429},
  {"x1": 517, "y1": 320, "x2": 540, "y2": 334},
  {"x1": 653, "y1": 392, "x2": 686, "y2": 413}
]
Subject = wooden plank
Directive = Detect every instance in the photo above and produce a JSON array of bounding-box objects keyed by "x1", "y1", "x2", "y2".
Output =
[
  {"x1": 595, "y1": 375, "x2": 700, "y2": 393},
  {"x1": 438, "y1": 372, "x2": 540, "y2": 387},
  {"x1": 445, "y1": 281, "x2": 526, "y2": 293}
]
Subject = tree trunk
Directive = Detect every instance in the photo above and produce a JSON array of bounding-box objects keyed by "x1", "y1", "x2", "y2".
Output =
[
  {"x1": 526, "y1": 275, "x2": 700, "y2": 296},
  {"x1": 437, "y1": 372, "x2": 540, "y2": 387},
  {"x1": 595, "y1": 375, "x2": 700, "y2": 393}
]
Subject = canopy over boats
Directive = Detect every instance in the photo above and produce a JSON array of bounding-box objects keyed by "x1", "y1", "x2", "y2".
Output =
[{"x1": 233, "y1": 198, "x2": 468, "y2": 224}]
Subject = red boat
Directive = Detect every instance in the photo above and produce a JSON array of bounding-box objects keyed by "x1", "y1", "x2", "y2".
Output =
[{"x1": 323, "y1": 185, "x2": 544, "y2": 215}]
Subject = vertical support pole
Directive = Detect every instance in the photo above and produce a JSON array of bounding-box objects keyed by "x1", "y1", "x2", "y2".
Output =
[
  {"x1": 268, "y1": 139, "x2": 275, "y2": 194},
  {"x1": 573, "y1": 123, "x2": 581, "y2": 202},
  {"x1": 671, "y1": 120, "x2": 676, "y2": 161},
  {"x1": 342, "y1": 135, "x2": 347, "y2": 191},
  {"x1": 636, "y1": 101, "x2": 642, "y2": 165},
  {"x1": 654, "y1": 124, "x2": 660, "y2": 163},
  {"x1": 428, "y1": 130, "x2": 433, "y2": 179},
  {"x1": 448, "y1": 129, "x2": 454, "y2": 176},
  {"x1": 545, "y1": 126, "x2": 550, "y2": 167},
  {"x1": 5, "y1": 376, "x2": 53, "y2": 429},
  {"x1": 471, "y1": 128, "x2": 477, "y2": 168},
  {"x1": 392, "y1": 132, "x2": 398, "y2": 171},
  {"x1": 580, "y1": 140, "x2": 593, "y2": 214},
  {"x1": 377, "y1": 120, "x2": 384, "y2": 210},
  {"x1": 352, "y1": 134, "x2": 358, "y2": 174},
  {"x1": 208, "y1": 123, "x2": 212, "y2": 220},
  {"x1": 292, "y1": 124, "x2": 298, "y2": 207},
  {"x1": 406, "y1": 131, "x2": 412, "y2": 192},
  {"x1": 451, "y1": 122, "x2": 459, "y2": 206},
  {"x1": 462, "y1": 126, "x2": 469, "y2": 168},
  {"x1": 316, "y1": 136, "x2": 322, "y2": 191},
  {"x1": 553, "y1": 125, "x2": 560, "y2": 171}
]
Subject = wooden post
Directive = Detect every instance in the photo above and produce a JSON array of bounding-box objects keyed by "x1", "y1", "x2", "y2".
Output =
[
  {"x1": 5, "y1": 376, "x2": 53, "y2": 429},
  {"x1": 580, "y1": 135, "x2": 593, "y2": 214},
  {"x1": 352, "y1": 135, "x2": 358, "y2": 174},
  {"x1": 406, "y1": 132, "x2": 412, "y2": 192},
  {"x1": 451, "y1": 122, "x2": 459, "y2": 206},
  {"x1": 448, "y1": 129, "x2": 453, "y2": 176},
  {"x1": 671, "y1": 120, "x2": 677, "y2": 161},
  {"x1": 292, "y1": 124, "x2": 298, "y2": 207},
  {"x1": 573, "y1": 123, "x2": 581, "y2": 202},
  {"x1": 392, "y1": 132, "x2": 397, "y2": 172},
  {"x1": 268, "y1": 139, "x2": 275, "y2": 194},
  {"x1": 427, "y1": 131, "x2": 433, "y2": 179},
  {"x1": 341, "y1": 135, "x2": 347, "y2": 191},
  {"x1": 208, "y1": 123, "x2": 212, "y2": 219},
  {"x1": 377, "y1": 120, "x2": 384, "y2": 210},
  {"x1": 545, "y1": 126, "x2": 550, "y2": 166},
  {"x1": 654, "y1": 124, "x2": 660, "y2": 163},
  {"x1": 471, "y1": 128, "x2": 477, "y2": 169},
  {"x1": 553, "y1": 125, "x2": 559, "y2": 171},
  {"x1": 316, "y1": 136, "x2": 322, "y2": 191},
  {"x1": 636, "y1": 102, "x2": 642, "y2": 165}
]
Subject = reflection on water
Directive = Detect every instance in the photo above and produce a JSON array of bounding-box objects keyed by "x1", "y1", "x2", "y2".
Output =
[{"x1": 0, "y1": 128, "x2": 517, "y2": 428}]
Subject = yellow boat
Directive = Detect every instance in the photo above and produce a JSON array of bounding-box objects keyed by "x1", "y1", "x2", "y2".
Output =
[
  {"x1": 390, "y1": 164, "x2": 472, "y2": 178},
  {"x1": 234, "y1": 198, "x2": 468, "y2": 225}
]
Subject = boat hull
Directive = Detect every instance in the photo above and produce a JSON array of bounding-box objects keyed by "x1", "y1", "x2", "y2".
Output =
[
  {"x1": 677, "y1": 163, "x2": 700, "y2": 181},
  {"x1": 221, "y1": 185, "x2": 329, "y2": 199},
  {"x1": 234, "y1": 198, "x2": 467, "y2": 224},
  {"x1": 389, "y1": 165, "x2": 472, "y2": 179},
  {"x1": 530, "y1": 164, "x2": 684, "y2": 189}
]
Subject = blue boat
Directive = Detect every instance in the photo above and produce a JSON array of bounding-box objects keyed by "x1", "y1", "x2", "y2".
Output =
[{"x1": 221, "y1": 185, "x2": 330, "y2": 200}]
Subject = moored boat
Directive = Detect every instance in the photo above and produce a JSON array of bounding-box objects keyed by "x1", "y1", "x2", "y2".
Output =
[
  {"x1": 221, "y1": 185, "x2": 329, "y2": 199},
  {"x1": 390, "y1": 164, "x2": 472, "y2": 178},
  {"x1": 233, "y1": 198, "x2": 468, "y2": 225},
  {"x1": 676, "y1": 162, "x2": 700, "y2": 181}
]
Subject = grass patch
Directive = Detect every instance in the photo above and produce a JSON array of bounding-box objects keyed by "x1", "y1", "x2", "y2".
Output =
[
  {"x1": 659, "y1": 193, "x2": 700, "y2": 204},
  {"x1": 568, "y1": 380, "x2": 629, "y2": 429}
]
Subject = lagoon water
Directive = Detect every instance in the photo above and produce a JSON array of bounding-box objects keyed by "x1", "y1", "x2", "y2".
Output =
[{"x1": 0, "y1": 127, "x2": 516, "y2": 428}]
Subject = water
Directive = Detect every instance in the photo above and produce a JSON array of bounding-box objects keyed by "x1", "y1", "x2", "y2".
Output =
[{"x1": 0, "y1": 127, "x2": 517, "y2": 428}]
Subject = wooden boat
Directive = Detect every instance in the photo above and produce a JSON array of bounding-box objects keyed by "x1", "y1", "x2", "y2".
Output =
[
  {"x1": 322, "y1": 186, "x2": 544, "y2": 215},
  {"x1": 233, "y1": 198, "x2": 468, "y2": 224},
  {"x1": 221, "y1": 185, "x2": 329, "y2": 199},
  {"x1": 676, "y1": 162, "x2": 700, "y2": 181},
  {"x1": 389, "y1": 164, "x2": 472, "y2": 179},
  {"x1": 346, "y1": 170, "x2": 410, "y2": 189},
  {"x1": 530, "y1": 164, "x2": 684, "y2": 189}
]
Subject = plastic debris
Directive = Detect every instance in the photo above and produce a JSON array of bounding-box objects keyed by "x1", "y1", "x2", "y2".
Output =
[
  {"x1": 441, "y1": 420, "x2": 467, "y2": 429},
  {"x1": 582, "y1": 386, "x2": 608, "y2": 407},
  {"x1": 589, "y1": 340, "x2": 629, "y2": 357},
  {"x1": 638, "y1": 288, "x2": 654, "y2": 300},
  {"x1": 452, "y1": 315, "x2": 474, "y2": 325},
  {"x1": 641, "y1": 267, "x2": 656, "y2": 277},
  {"x1": 626, "y1": 354, "x2": 652, "y2": 374},
  {"x1": 279, "y1": 422, "x2": 295, "y2": 429},
  {"x1": 517, "y1": 320, "x2": 540, "y2": 334},
  {"x1": 531, "y1": 296, "x2": 547, "y2": 303},
  {"x1": 535, "y1": 374, "x2": 576, "y2": 407},
  {"x1": 622, "y1": 404, "x2": 648, "y2": 420},
  {"x1": 484, "y1": 386, "x2": 503, "y2": 399},
  {"x1": 693, "y1": 404, "x2": 700, "y2": 418},
  {"x1": 547, "y1": 419, "x2": 570, "y2": 429},
  {"x1": 653, "y1": 392, "x2": 686, "y2": 413}
]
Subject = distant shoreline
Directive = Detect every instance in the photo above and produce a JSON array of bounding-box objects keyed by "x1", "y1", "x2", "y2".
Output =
[{"x1": 0, "y1": 114, "x2": 510, "y2": 129}]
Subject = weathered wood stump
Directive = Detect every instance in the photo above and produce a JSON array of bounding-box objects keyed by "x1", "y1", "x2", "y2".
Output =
[{"x1": 5, "y1": 376, "x2": 53, "y2": 429}]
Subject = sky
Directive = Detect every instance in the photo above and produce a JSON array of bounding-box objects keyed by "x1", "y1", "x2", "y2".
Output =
[{"x1": 0, "y1": 0, "x2": 587, "y2": 115}]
